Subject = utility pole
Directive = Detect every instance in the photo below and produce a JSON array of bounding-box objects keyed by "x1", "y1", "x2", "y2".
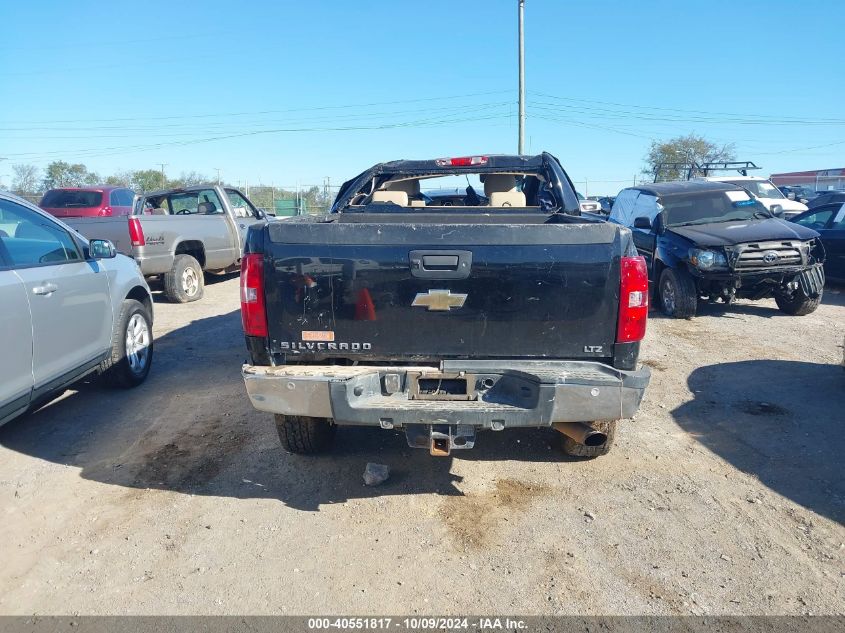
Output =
[
  {"x1": 517, "y1": 0, "x2": 526, "y2": 155},
  {"x1": 214, "y1": 168, "x2": 221, "y2": 185},
  {"x1": 157, "y1": 163, "x2": 168, "y2": 187}
]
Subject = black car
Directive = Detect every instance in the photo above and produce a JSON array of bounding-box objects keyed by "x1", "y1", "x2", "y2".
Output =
[
  {"x1": 808, "y1": 190, "x2": 845, "y2": 209},
  {"x1": 778, "y1": 185, "x2": 819, "y2": 205},
  {"x1": 790, "y1": 197, "x2": 845, "y2": 280},
  {"x1": 609, "y1": 180, "x2": 826, "y2": 318}
]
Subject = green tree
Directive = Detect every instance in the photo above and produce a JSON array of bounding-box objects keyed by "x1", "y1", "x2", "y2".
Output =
[
  {"x1": 131, "y1": 169, "x2": 167, "y2": 193},
  {"x1": 105, "y1": 171, "x2": 133, "y2": 187},
  {"x1": 42, "y1": 161, "x2": 99, "y2": 189},
  {"x1": 170, "y1": 171, "x2": 208, "y2": 188},
  {"x1": 11, "y1": 164, "x2": 41, "y2": 195},
  {"x1": 643, "y1": 134, "x2": 735, "y2": 182}
]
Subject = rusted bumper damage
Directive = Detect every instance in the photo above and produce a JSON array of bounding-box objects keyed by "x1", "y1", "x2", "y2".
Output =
[{"x1": 242, "y1": 360, "x2": 650, "y2": 428}]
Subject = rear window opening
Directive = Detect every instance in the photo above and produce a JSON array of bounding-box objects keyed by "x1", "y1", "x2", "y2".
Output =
[
  {"x1": 348, "y1": 172, "x2": 554, "y2": 211},
  {"x1": 41, "y1": 190, "x2": 102, "y2": 208}
]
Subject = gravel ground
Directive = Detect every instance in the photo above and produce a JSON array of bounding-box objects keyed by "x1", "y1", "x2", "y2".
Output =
[{"x1": 0, "y1": 274, "x2": 843, "y2": 616}]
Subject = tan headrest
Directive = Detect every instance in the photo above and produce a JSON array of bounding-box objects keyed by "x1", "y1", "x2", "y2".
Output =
[
  {"x1": 483, "y1": 174, "x2": 519, "y2": 196},
  {"x1": 490, "y1": 191, "x2": 526, "y2": 207},
  {"x1": 384, "y1": 179, "x2": 421, "y2": 195},
  {"x1": 371, "y1": 190, "x2": 408, "y2": 206}
]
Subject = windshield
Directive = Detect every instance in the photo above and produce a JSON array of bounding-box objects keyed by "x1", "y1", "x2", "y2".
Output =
[
  {"x1": 725, "y1": 180, "x2": 784, "y2": 199},
  {"x1": 663, "y1": 190, "x2": 771, "y2": 226},
  {"x1": 40, "y1": 190, "x2": 103, "y2": 208}
]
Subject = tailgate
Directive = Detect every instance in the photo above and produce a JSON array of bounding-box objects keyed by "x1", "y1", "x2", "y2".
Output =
[
  {"x1": 64, "y1": 217, "x2": 132, "y2": 256},
  {"x1": 263, "y1": 220, "x2": 623, "y2": 361}
]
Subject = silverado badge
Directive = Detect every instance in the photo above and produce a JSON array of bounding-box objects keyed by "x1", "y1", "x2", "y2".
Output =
[{"x1": 412, "y1": 289, "x2": 468, "y2": 311}]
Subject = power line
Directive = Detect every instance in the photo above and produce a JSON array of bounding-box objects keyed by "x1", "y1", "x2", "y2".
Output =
[
  {"x1": 4, "y1": 112, "x2": 512, "y2": 162},
  {"x1": 529, "y1": 101, "x2": 845, "y2": 127},
  {"x1": 755, "y1": 139, "x2": 845, "y2": 155},
  {"x1": 530, "y1": 90, "x2": 845, "y2": 125},
  {"x1": 1, "y1": 91, "x2": 515, "y2": 126},
  {"x1": 0, "y1": 102, "x2": 510, "y2": 135},
  {"x1": 0, "y1": 31, "x2": 228, "y2": 53}
]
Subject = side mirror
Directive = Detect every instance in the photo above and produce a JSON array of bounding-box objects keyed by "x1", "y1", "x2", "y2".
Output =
[
  {"x1": 633, "y1": 216, "x2": 653, "y2": 230},
  {"x1": 89, "y1": 239, "x2": 117, "y2": 259}
]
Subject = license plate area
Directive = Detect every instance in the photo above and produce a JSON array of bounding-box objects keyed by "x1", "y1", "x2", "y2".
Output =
[{"x1": 409, "y1": 372, "x2": 477, "y2": 401}]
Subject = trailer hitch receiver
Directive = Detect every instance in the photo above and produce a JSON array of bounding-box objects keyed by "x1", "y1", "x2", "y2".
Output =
[{"x1": 404, "y1": 423, "x2": 477, "y2": 456}]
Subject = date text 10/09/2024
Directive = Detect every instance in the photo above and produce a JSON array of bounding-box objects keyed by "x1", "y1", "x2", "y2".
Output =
[{"x1": 307, "y1": 618, "x2": 528, "y2": 630}]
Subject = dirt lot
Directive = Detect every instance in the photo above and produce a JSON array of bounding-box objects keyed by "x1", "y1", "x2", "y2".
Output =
[{"x1": 0, "y1": 274, "x2": 843, "y2": 616}]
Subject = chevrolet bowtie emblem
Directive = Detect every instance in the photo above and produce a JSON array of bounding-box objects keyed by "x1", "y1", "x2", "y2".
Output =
[{"x1": 412, "y1": 289, "x2": 468, "y2": 311}]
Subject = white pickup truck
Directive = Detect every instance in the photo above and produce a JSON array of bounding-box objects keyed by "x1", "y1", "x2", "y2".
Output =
[{"x1": 64, "y1": 185, "x2": 266, "y2": 302}]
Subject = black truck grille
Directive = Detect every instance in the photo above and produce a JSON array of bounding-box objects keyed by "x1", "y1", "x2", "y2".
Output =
[{"x1": 733, "y1": 241, "x2": 806, "y2": 270}]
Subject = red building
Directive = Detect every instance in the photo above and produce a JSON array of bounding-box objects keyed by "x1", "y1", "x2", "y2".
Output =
[{"x1": 770, "y1": 168, "x2": 845, "y2": 190}]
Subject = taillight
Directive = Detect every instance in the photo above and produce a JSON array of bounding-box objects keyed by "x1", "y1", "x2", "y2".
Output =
[
  {"x1": 98, "y1": 206, "x2": 113, "y2": 217},
  {"x1": 128, "y1": 217, "x2": 145, "y2": 247},
  {"x1": 240, "y1": 254, "x2": 268, "y2": 337},
  {"x1": 435, "y1": 156, "x2": 488, "y2": 167},
  {"x1": 617, "y1": 256, "x2": 649, "y2": 343}
]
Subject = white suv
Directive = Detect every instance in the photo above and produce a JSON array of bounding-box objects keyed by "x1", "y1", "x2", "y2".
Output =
[
  {"x1": 699, "y1": 175, "x2": 808, "y2": 219},
  {"x1": 0, "y1": 192, "x2": 154, "y2": 427}
]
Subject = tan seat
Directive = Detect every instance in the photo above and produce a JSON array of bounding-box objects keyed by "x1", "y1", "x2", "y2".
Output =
[
  {"x1": 484, "y1": 174, "x2": 526, "y2": 207},
  {"x1": 371, "y1": 190, "x2": 408, "y2": 206},
  {"x1": 384, "y1": 179, "x2": 426, "y2": 207}
]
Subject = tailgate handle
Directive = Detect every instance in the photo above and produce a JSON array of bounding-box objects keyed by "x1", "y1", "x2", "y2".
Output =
[
  {"x1": 422, "y1": 255, "x2": 458, "y2": 269},
  {"x1": 410, "y1": 250, "x2": 472, "y2": 279}
]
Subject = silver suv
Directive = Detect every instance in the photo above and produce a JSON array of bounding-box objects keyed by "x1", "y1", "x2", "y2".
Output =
[{"x1": 0, "y1": 192, "x2": 154, "y2": 426}]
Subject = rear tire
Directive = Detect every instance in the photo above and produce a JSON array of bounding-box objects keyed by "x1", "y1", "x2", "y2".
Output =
[
  {"x1": 164, "y1": 254, "x2": 204, "y2": 303},
  {"x1": 775, "y1": 287, "x2": 821, "y2": 315},
  {"x1": 100, "y1": 299, "x2": 153, "y2": 388},
  {"x1": 274, "y1": 415, "x2": 336, "y2": 454},
  {"x1": 658, "y1": 268, "x2": 697, "y2": 319},
  {"x1": 560, "y1": 420, "x2": 616, "y2": 458}
]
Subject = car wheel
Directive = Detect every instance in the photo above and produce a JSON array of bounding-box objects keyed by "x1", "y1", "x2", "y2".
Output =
[
  {"x1": 274, "y1": 415, "x2": 336, "y2": 454},
  {"x1": 100, "y1": 299, "x2": 153, "y2": 388},
  {"x1": 164, "y1": 254, "x2": 204, "y2": 303},
  {"x1": 560, "y1": 420, "x2": 616, "y2": 458},
  {"x1": 775, "y1": 287, "x2": 821, "y2": 316},
  {"x1": 658, "y1": 268, "x2": 697, "y2": 319}
]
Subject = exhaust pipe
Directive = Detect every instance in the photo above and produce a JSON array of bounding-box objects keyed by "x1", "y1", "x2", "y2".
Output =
[{"x1": 553, "y1": 422, "x2": 607, "y2": 447}]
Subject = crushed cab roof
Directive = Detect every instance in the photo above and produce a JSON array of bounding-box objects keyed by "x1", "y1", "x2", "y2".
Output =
[{"x1": 367, "y1": 154, "x2": 547, "y2": 173}]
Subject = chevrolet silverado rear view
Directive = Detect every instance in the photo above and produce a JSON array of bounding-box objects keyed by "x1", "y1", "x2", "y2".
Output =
[{"x1": 240, "y1": 153, "x2": 651, "y2": 458}]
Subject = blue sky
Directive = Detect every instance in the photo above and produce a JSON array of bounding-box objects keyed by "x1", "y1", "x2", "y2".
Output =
[{"x1": 0, "y1": 0, "x2": 842, "y2": 195}]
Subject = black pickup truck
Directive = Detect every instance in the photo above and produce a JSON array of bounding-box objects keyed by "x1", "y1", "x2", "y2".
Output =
[{"x1": 240, "y1": 154, "x2": 651, "y2": 458}]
